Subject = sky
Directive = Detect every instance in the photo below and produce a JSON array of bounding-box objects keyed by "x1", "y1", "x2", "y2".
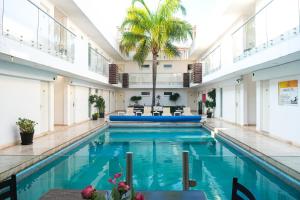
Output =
[{"x1": 74, "y1": 0, "x2": 234, "y2": 51}]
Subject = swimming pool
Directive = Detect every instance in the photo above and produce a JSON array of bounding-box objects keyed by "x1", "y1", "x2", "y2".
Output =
[{"x1": 17, "y1": 126, "x2": 300, "y2": 200}]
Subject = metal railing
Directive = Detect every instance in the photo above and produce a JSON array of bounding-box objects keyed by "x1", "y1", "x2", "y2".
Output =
[
  {"x1": 125, "y1": 151, "x2": 196, "y2": 191},
  {"x1": 232, "y1": 0, "x2": 300, "y2": 62},
  {"x1": 88, "y1": 46, "x2": 110, "y2": 77},
  {"x1": 128, "y1": 73, "x2": 183, "y2": 87},
  {"x1": 0, "y1": 0, "x2": 76, "y2": 62}
]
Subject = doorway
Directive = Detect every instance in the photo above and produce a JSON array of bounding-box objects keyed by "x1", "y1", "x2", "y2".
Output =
[
  {"x1": 116, "y1": 91, "x2": 125, "y2": 111},
  {"x1": 235, "y1": 84, "x2": 241, "y2": 124},
  {"x1": 69, "y1": 86, "x2": 75, "y2": 125},
  {"x1": 40, "y1": 81, "x2": 49, "y2": 133},
  {"x1": 220, "y1": 88, "x2": 223, "y2": 118},
  {"x1": 188, "y1": 90, "x2": 198, "y2": 112},
  {"x1": 261, "y1": 80, "x2": 270, "y2": 132}
]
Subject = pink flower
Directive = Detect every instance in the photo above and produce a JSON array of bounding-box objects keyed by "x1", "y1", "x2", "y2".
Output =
[
  {"x1": 108, "y1": 178, "x2": 116, "y2": 184},
  {"x1": 81, "y1": 185, "x2": 95, "y2": 199},
  {"x1": 118, "y1": 181, "x2": 130, "y2": 191},
  {"x1": 135, "y1": 192, "x2": 145, "y2": 200},
  {"x1": 114, "y1": 173, "x2": 122, "y2": 179}
]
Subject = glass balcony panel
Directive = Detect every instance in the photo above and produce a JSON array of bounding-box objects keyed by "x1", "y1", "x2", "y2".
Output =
[
  {"x1": 88, "y1": 47, "x2": 109, "y2": 77},
  {"x1": 232, "y1": 28, "x2": 244, "y2": 59},
  {"x1": 66, "y1": 31, "x2": 75, "y2": 61},
  {"x1": 243, "y1": 18, "x2": 256, "y2": 53},
  {"x1": 38, "y1": 10, "x2": 53, "y2": 53},
  {"x1": 232, "y1": 0, "x2": 300, "y2": 62},
  {"x1": 266, "y1": 0, "x2": 299, "y2": 43},
  {"x1": 129, "y1": 73, "x2": 182, "y2": 87},
  {"x1": 254, "y1": 9, "x2": 268, "y2": 49},
  {"x1": 3, "y1": 0, "x2": 38, "y2": 46}
]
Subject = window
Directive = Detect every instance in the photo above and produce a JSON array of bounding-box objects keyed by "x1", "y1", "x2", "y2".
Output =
[
  {"x1": 164, "y1": 92, "x2": 172, "y2": 96},
  {"x1": 141, "y1": 92, "x2": 150, "y2": 96},
  {"x1": 141, "y1": 64, "x2": 150, "y2": 68},
  {"x1": 164, "y1": 64, "x2": 172, "y2": 68}
]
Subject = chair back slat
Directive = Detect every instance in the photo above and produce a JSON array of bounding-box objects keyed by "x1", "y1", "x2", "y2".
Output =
[
  {"x1": 232, "y1": 177, "x2": 255, "y2": 200},
  {"x1": 0, "y1": 174, "x2": 17, "y2": 200}
]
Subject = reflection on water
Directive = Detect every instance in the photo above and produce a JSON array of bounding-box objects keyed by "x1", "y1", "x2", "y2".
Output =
[{"x1": 18, "y1": 127, "x2": 300, "y2": 200}]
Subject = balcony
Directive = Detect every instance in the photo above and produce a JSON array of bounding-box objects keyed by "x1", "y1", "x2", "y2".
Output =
[
  {"x1": 88, "y1": 46, "x2": 109, "y2": 77},
  {"x1": 128, "y1": 73, "x2": 183, "y2": 88},
  {"x1": 232, "y1": 0, "x2": 300, "y2": 62},
  {"x1": 0, "y1": 0, "x2": 75, "y2": 62},
  {"x1": 202, "y1": 46, "x2": 221, "y2": 76}
]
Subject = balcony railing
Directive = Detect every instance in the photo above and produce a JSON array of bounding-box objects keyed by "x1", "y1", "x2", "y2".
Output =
[
  {"x1": 88, "y1": 47, "x2": 109, "y2": 77},
  {"x1": 129, "y1": 73, "x2": 183, "y2": 87},
  {"x1": 155, "y1": 48, "x2": 190, "y2": 60},
  {"x1": 0, "y1": 0, "x2": 75, "y2": 62},
  {"x1": 202, "y1": 46, "x2": 221, "y2": 76},
  {"x1": 232, "y1": 0, "x2": 300, "y2": 62}
]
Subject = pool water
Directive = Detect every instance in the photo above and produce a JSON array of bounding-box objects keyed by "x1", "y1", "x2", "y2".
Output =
[{"x1": 18, "y1": 127, "x2": 300, "y2": 200}]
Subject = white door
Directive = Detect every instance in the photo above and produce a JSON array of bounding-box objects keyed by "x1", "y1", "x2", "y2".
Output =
[
  {"x1": 40, "y1": 82, "x2": 49, "y2": 133},
  {"x1": 69, "y1": 86, "x2": 75, "y2": 124},
  {"x1": 116, "y1": 91, "x2": 125, "y2": 111},
  {"x1": 262, "y1": 80, "x2": 270, "y2": 132},
  {"x1": 188, "y1": 91, "x2": 197, "y2": 111},
  {"x1": 235, "y1": 85, "x2": 241, "y2": 124}
]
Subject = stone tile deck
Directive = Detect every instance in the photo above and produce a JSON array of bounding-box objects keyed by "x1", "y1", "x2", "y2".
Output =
[
  {"x1": 204, "y1": 118, "x2": 300, "y2": 181},
  {"x1": 0, "y1": 119, "x2": 106, "y2": 181}
]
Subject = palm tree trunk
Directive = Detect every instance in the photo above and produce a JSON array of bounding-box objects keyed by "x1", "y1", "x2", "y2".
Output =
[{"x1": 152, "y1": 53, "x2": 158, "y2": 111}]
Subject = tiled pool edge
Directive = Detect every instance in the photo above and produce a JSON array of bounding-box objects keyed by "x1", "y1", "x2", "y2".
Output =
[
  {"x1": 0, "y1": 122, "x2": 108, "y2": 182},
  {"x1": 203, "y1": 124, "x2": 300, "y2": 190}
]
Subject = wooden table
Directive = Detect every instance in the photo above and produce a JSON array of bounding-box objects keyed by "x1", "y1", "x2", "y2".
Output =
[{"x1": 40, "y1": 189, "x2": 207, "y2": 200}]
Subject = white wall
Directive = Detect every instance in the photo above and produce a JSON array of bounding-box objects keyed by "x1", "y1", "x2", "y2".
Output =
[
  {"x1": 123, "y1": 89, "x2": 188, "y2": 107},
  {"x1": 74, "y1": 86, "x2": 89, "y2": 123},
  {"x1": 245, "y1": 74, "x2": 256, "y2": 125},
  {"x1": 123, "y1": 60, "x2": 191, "y2": 74},
  {"x1": 0, "y1": 75, "x2": 41, "y2": 147},
  {"x1": 269, "y1": 75, "x2": 300, "y2": 144},
  {"x1": 103, "y1": 90, "x2": 110, "y2": 114},
  {"x1": 222, "y1": 85, "x2": 236, "y2": 123},
  {"x1": 54, "y1": 76, "x2": 65, "y2": 125}
]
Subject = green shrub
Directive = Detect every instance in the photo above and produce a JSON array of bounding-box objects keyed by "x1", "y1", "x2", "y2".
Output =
[
  {"x1": 16, "y1": 118, "x2": 37, "y2": 134},
  {"x1": 130, "y1": 96, "x2": 142, "y2": 104},
  {"x1": 89, "y1": 95, "x2": 105, "y2": 114}
]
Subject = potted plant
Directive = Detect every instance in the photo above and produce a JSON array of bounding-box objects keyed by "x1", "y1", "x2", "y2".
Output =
[
  {"x1": 81, "y1": 172, "x2": 145, "y2": 200},
  {"x1": 89, "y1": 95, "x2": 106, "y2": 118},
  {"x1": 130, "y1": 96, "x2": 142, "y2": 105},
  {"x1": 16, "y1": 118, "x2": 38, "y2": 145},
  {"x1": 156, "y1": 95, "x2": 161, "y2": 106},
  {"x1": 169, "y1": 93, "x2": 180, "y2": 105},
  {"x1": 92, "y1": 113, "x2": 99, "y2": 120},
  {"x1": 205, "y1": 89, "x2": 216, "y2": 118},
  {"x1": 96, "y1": 96, "x2": 105, "y2": 118}
]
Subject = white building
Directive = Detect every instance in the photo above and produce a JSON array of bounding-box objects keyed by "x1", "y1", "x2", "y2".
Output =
[
  {"x1": 191, "y1": 0, "x2": 300, "y2": 145},
  {"x1": 0, "y1": 0, "x2": 300, "y2": 148}
]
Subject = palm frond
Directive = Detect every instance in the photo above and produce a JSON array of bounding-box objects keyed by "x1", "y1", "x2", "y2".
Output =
[
  {"x1": 131, "y1": 0, "x2": 151, "y2": 15},
  {"x1": 166, "y1": 18, "x2": 193, "y2": 42},
  {"x1": 133, "y1": 38, "x2": 151, "y2": 66},
  {"x1": 163, "y1": 41, "x2": 180, "y2": 58}
]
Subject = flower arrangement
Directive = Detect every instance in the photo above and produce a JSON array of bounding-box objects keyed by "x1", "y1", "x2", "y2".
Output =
[{"x1": 81, "y1": 173, "x2": 144, "y2": 200}]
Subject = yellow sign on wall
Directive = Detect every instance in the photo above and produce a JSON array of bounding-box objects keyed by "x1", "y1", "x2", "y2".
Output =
[{"x1": 278, "y1": 80, "x2": 298, "y2": 105}]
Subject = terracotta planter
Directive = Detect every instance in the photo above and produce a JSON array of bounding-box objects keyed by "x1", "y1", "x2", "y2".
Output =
[{"x1": 20, "y1": 132, "x2": 34, "y2": 145}]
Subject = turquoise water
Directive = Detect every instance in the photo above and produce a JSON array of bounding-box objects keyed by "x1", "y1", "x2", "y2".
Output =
[{"x1": 17, "y1": 127, "x2": 300, "y2": 200}]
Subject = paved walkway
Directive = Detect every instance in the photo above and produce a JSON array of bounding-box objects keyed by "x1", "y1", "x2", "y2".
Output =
[
  {"x1": 204, "y1": 118, "x2": 300, "y2": 181},
  {"x1": 0, "y1": 119, "x2": 106, "y2": 181}
]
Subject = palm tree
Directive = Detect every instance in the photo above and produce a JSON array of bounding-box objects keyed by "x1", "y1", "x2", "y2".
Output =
[{"x1": 119, "y1": 0, "x2": 193, "y2": 110}]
